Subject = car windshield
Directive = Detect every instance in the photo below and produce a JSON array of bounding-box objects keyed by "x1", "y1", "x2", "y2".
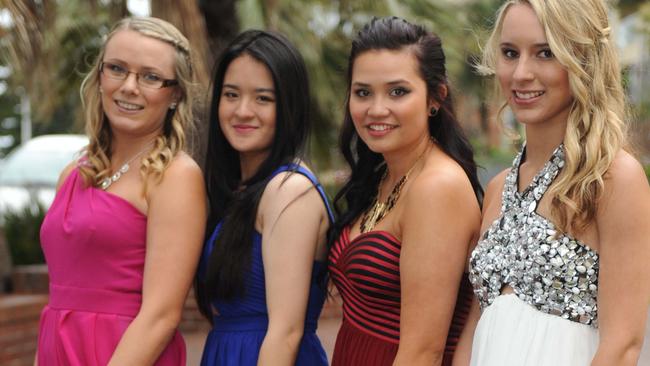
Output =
[{"x1": 0, "y1": 137, "x2": 86, "y2": 187}]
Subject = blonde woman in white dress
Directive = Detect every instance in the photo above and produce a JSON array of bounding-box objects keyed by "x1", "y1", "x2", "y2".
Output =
[{"x1": 453, "y1": 1, "x2": 650, "y2": 365}]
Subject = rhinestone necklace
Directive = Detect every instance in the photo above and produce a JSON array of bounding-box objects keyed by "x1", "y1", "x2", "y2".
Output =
[
  {"x1": 359, "y1": 146, "x2": 429, "y2": 233},
  {"x1": 100, "y1": 143, "x2": 154, "y2": 191}
]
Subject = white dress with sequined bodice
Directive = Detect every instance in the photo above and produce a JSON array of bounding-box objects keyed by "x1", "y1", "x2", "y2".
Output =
[{"x1": 468, "y1": 145, "x2": 599, "y2": 365}]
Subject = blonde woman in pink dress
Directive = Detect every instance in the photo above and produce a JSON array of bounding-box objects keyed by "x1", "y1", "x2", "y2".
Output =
[{"x1": 36, "y1": 17, "x2": 205, "y2": 365}]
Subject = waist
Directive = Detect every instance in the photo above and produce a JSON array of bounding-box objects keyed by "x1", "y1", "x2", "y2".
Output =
[
  {"x1": 48, "y1": 283, "x2": 142, "y2": 317},
  {"x1": 211, "y1": 314, "x2": 318, "y2": 333}
]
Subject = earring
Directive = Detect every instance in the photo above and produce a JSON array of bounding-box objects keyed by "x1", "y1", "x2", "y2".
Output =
[
  {"x1": 170, "y1": 103, "x2": 177, "y2": 110},
  {"x1": 99, "y1": 87, "x2": 103, "y2": 94},
  {"x1": 429, "y1": 107, "x2": 438, "y2": 117}
]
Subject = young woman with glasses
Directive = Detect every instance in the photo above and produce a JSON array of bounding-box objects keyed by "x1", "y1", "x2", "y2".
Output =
[{"x1": 36, "y1": 17, "x2": 205, "y2": 365}]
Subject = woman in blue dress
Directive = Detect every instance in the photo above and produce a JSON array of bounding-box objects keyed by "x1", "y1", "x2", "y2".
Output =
[{"x1": 196, "y1": 30, "x2": 332, "y2": 366}]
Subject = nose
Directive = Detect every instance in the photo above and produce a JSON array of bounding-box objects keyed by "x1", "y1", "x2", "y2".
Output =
[
  {"x1": 512, "y1": 55, "x2": 534, "y2": 82},
  {"x1": 367, "y1": 96, "x2": 390, "y2": 117},
  {"x1": 234, "y1": 98, "x2": 255, "y2": 119},
  {"x1": 119, "y1": 72, "x2": 141, "y2": 95}
]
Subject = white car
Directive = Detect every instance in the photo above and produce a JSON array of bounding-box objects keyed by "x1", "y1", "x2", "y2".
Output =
[{"x1": 0, "y1": 134, "x2": 88, "y2": 221}]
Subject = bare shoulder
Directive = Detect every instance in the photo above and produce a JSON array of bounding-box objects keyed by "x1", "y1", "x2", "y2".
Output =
[
  {"x1": 405, "y1": 157, "x2": 479, "y2": 214},
  {"x1": 262, "y1": 167, "x2": 318, "y2": 207},
  {"x1": 150, "y1": 152, "x2": 204, "y2": 195},
  {"x1": 600, "y1": 150, "x2": 650, "y2": 207},
  {"x1": 605, "y1": 150, "x2": 648, "y2": 187},
  {"x1": 259, "y1": 165, "x2": 325, "y2": 231},
  {"x1": 56, "y1": 160, "x2": 80, "y2": 191}
]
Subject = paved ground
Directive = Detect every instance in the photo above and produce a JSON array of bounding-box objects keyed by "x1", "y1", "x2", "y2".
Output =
[{"x1": 184, "y1": 316, "x2": 342, "y2": 365}]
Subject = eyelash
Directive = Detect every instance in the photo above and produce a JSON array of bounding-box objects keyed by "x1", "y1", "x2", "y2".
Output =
[
  {"x1": 353, "y1": 89, "x2": 370, "y2": 98},
  {"x1": 501, "y1": 48, "x2": 555, "y2": 59},
  {"x1": 389, "y1": 87, "x2": 410, "y2": 97},
  {"x1": 257, "y1": 95, "x2": 275, "y2": 103},
  {"x1": 352, "y1": 87, "x2": 410, "y2": 98}
]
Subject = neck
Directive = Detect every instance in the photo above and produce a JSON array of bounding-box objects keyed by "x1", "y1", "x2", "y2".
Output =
[
  {"x1": 239, "y1": 150, "x2": 270, "y2": 182},
  {"x1": 523, "y1": 119, "x2": 567, "y2": 168},
  {"x1": 382, "y1": 136, "x2": 432, "y2": 186},
  {"x1": 110, "y1": 131, "x2": 159, "y2": 168}
]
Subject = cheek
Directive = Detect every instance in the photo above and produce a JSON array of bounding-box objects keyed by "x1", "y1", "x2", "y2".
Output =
[
  {"x1": 218, "y1": 100, "x2": 228, "y2": 122},
  {"x1": 554, "y1": 70, "x2": 572, "y2": 100},
  {"x1": 495, "y1": 61, "x2": 512, "y2": 93},
  {"x1": 348, "y1": 99, "x2": 365, "y2": 126}
]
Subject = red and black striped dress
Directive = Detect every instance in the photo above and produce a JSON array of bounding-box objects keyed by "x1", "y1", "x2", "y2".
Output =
[{"x1": 328, "y1": 227, "x2": 472, "y2": 366}]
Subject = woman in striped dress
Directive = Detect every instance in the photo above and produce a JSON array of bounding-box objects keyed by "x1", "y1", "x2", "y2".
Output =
[{"x1": 328, "y1": 17, "x2": 483, "y2": 366}]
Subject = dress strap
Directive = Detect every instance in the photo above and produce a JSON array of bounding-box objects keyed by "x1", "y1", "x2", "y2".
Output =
[
  {"x1": 500, "y1": 143, "x2": 565, "y2": 213},
  {"x1": 269, "y1": 163, "x2": 335, "y2": 224},
  {"x1": 500, "y1": 147, "x2": 525, "y2": 213},
  {"x1": 520, "y1": 144, "x2": 565, "y2": 205}
]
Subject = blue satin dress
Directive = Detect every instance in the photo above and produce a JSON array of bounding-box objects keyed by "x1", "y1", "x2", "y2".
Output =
[{"x1": 199, "y1": 164, "x2": 333, "y2": 366}]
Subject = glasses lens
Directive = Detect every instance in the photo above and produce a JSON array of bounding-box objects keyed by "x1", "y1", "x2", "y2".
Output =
[
  {"x1": 138, "y1": 74, "x2": 164, "y2": 89},
  {"x1": 102, "y1": 62, "x2": 127, "y2": 80}
]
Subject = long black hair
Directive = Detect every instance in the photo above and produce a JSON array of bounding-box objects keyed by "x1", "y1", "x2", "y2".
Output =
[
  {"x1": 331, "y1": 17, "x2": 484, "y2": 243},
  {"x1": 196, "y1": 30, "x2": 311, "y2": 321}
]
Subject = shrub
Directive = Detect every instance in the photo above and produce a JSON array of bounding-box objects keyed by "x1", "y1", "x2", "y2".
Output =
[{"x1": 4, "y1": 203, "x2": 46, "y2": 265}]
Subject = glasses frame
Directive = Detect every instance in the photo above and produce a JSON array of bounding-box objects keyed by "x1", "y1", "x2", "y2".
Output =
[{"x1": 100, "y1": 61, "x2": 179, "y2": 89}]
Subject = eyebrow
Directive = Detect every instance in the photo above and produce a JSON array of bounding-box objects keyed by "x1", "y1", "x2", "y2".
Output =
[
  {"x1": 104, "y1": 58, "x2": 166, "y2": 74},
  {"x1": 223, "y1": 84, "x2": 275, "y2": 93},
  {"x1": 500, "y1": 41, "x2": 550, "y2": 48},
  {"x1": 352, "y1": 79, "x2": 412, "y2": 87}
]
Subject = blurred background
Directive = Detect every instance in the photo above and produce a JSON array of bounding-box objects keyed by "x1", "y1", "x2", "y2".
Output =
[{"x1": 0, "y1": 0, "x2": 648, "y2": 364}]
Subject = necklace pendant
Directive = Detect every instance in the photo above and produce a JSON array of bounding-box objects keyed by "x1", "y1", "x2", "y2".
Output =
[
  {"x1": 100, "y1": 177, "x2": 112, "y2": 190},
  {"x1": 119, "y1": 163, "x2": 129, "y2": 174}
]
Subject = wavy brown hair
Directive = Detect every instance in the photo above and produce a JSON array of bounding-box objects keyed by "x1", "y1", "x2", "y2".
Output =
[
  {"x1": 478, "y1": 0, "x2": 628, "y2": 234},
  {"x1": 79, "y1": 17, "x2": 198, "y2": 193}
]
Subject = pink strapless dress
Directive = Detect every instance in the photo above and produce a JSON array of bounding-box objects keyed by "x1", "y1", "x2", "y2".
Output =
[{"x1": 37, "y1": 168, "x2": 185, "y2": 365}]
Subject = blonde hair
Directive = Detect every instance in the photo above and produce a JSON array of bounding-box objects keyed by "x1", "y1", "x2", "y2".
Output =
[
  {"x1": 479, "y1": 0, "x2": 628, "y2": 234},
  {"x1": 79, "y1": 17, "x2": 198, "y2": 193}
]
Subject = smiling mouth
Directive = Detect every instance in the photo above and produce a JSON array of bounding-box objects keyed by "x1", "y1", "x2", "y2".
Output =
[
  {"x1": 115, "y1": 100, "x2": 144, "y2": 111},
  {"x1": 233, "y1": 125, "x2": 257, "y2": 131},
  {"x1": 514, "y1": 91, "x2": 544, "y2": 100},
  {"x1": 367, "y1": 124, "x2": 396, "y2": 131}
]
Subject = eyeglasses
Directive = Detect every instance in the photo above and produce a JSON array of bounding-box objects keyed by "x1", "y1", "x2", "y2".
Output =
[{"x1": 100, "y1": 61, "x2": 178, "y2": 89}]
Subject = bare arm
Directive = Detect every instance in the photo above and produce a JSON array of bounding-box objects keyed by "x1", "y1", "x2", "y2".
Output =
[
  {"x1": 452, "y1": 170, "x2": 508, "y2": 366},
  {"x1": 108, "y1": 155, "x2": 206, "y2": 365},
  {"x1": 393, "y1": 171, "x2": 481, "y2": 366},
  {"x1": 591, "y1": 152, "x2": 650, "y2": 366},
  {"x1": 257, "y1": 172, "x2": 328, "y2": 366}
]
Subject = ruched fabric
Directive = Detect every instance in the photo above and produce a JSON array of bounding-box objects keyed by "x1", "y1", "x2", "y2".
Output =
[
  {"x1": 37, "y1": 168, "x2": 185, "y2": 365},
  {"x1": 329, "y1": 226, "x2": 472, "y2": 366},
  {"x1": 199, "y1": 164, "x2": 333, "y2": 366}
]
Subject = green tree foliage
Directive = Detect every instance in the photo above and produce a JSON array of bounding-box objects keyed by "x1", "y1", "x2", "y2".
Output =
[{"x1": 4, "y1": 203, "x2": 46, "y2": 264}]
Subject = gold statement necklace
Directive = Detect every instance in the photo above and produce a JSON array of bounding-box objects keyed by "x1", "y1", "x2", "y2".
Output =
[{"x1": 359, "y1": 147, "x2": 429, "y2": 233}]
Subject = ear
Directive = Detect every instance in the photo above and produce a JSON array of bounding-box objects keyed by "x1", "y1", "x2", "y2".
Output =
[
  {"x1": 428, "y1": 84, "x2": 448, "y2": 111},
  {"x1": 172, "y1": 88, "x2": 182, "y2": 103}
]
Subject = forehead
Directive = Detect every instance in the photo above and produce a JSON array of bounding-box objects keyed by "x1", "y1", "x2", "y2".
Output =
[
  {"x1": 351, "y1": 48, "x2": 422, "y2": 84},
  {"x1": 500, "y1": 3, "x2": 546, "y2": 43},
  {"x1": 104, "y1": 29, "x2": 177, "y2": 73},
  {"x1": 223, "y1": 54, "x2": 274, "y2": 87}
]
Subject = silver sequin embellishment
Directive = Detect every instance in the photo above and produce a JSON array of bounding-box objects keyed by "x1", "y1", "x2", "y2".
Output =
[{"x1": 469, "y1": 144, "x2": 599, "y2": 327}]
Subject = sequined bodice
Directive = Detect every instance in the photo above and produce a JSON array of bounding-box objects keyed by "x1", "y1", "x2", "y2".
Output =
[{"x1": 469, "y1": 145, "x2": 599, "y2": 327}]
